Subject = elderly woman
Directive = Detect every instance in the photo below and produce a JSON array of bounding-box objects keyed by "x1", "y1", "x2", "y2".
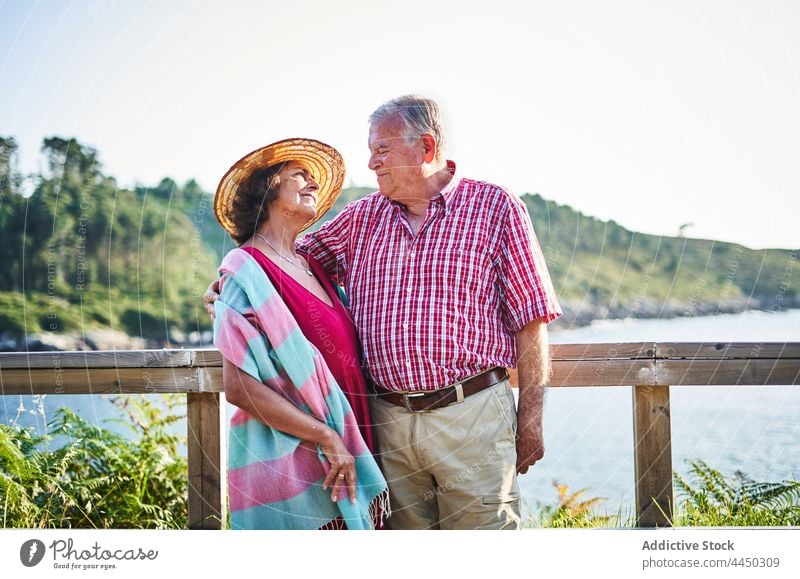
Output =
[{"x1": 212, "y1": 138, "x2": 387, "y2": 530}]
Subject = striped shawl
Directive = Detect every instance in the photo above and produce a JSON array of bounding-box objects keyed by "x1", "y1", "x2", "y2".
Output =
[{"x1": 213, "y1": 248, "x2": 388, "y2": 529}]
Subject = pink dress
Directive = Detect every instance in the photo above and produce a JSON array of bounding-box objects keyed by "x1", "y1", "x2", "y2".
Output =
[{"x1": 240, "y1": 246, "x2": 375, "y2": 453}]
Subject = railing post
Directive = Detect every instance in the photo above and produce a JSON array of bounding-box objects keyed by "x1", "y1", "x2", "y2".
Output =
[
  {"x1": 187, "y1": 392, "x2": 226, "y2": 529},
  {"x1": 633, "y1": 384, "x2": 673, "y2": 527}
]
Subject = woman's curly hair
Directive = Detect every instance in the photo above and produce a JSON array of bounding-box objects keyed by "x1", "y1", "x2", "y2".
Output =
[{"x1": 228, "y1": 163, "x2": 285, "y2": 245}]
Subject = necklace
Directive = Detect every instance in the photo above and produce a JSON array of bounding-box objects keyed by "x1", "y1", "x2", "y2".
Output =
[{"x1": 254, "y1": 233, "x2": 313, "y2": 276}]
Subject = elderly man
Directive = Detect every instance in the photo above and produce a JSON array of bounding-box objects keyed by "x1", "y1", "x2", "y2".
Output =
[{"x1": 207, "y1": 95, "x2": 561, "y2": 529}]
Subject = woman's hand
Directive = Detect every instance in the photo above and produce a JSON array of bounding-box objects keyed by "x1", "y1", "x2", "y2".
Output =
[
  {"x1": 319, "y1": 429, "x2": 357, "y2": 504},
  {"x1": 204, "y1": 279, "x2": 221, "y2": 319},
  {"x1": 223, "y1": 360, "x2": 358, "y2": 505}
]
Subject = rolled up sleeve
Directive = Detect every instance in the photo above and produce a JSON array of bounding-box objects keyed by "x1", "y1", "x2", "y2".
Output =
[{"x1": 494, "y1": 195, "x2": 562, "y2": 333}]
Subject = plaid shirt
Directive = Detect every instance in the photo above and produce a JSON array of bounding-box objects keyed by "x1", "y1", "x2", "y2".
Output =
[{"x1": 298, "y1": 162, "x2": 561, "y2": 392}]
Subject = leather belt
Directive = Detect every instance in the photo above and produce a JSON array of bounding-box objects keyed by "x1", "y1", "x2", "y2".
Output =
[{"x1": 373, "y1": 367, "x2": 509, "y2": 413}]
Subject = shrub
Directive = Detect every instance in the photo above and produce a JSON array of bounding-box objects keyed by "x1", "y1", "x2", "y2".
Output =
[
  {"x1": 0, "y1": 395, "x2": 187, "y2": 529},
  {"x1": 673, "y1": 460, "x2": 800, "y2": 526},
  {"x1": 528, "y1": 481, "x2": 621, "y2": 528}
]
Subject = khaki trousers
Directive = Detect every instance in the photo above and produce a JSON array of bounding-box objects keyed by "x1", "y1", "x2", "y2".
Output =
[{"x1": 370, "y1": 379, "x2": 521, "y2": 530}]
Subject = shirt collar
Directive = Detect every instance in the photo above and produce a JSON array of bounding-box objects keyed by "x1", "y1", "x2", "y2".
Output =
[
  {"x1": 435, "y1": 160, "x2": 459, "y2": 208},
  {"x1": 380, "y1": 160, "x2": 460, "y2": 211}
]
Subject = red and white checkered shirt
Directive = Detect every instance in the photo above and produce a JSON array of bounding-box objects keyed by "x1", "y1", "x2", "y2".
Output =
[{"x1": 298, "y1": 162, "x2": 561, "y2": 392}]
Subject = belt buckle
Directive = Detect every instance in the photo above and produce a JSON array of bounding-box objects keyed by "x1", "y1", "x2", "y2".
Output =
[
  {"x1": 402, "y1": 392, "x2": 428, "y2": 413},
  {"x1": 402, "y1": 382, "x2": 466, "y2": 413},
  {"x1": 453, "y1": 381, "x2": 465, "y2": 404}
]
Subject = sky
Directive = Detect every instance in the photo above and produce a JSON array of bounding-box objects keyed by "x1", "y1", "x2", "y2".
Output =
[{"x1": 1, "y1": 0, "x2": 799, "y2": 250}]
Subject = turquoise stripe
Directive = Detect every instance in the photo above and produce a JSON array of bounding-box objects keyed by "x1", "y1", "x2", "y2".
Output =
[
  {"x1": 234, "y1": 258, "x2": 275, "y2": 310},
  {"x1": 273, "y1": 327, "x2": 317, "y2": 388},
  {"x1": 322, "y1": 388, "x2": 351, "y2": 431},
  {"x1": 216, "y1": 280, "x2": 252, "y2": 311},
  {"x1": 244, "y1": 334, "x2": 281, "y2": 382},
  {"x1": 353, "y1": 452, "x2": 387, "y2": 498},
  {"x1": 238, "y1": 353, "x2": 262, "y2": 384},
  {"x1": 228, "y1": 419, "x2": 303, "y2": 469}
]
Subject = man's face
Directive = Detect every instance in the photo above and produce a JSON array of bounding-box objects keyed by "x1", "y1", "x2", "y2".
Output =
[{"x1": 368, "y1": 115, "x2": 426, "y2": 202}]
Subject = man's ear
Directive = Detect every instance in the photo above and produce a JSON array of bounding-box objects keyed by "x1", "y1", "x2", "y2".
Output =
[{"x1": 420, "y1": 134, "x2": 437, "y2": 163}]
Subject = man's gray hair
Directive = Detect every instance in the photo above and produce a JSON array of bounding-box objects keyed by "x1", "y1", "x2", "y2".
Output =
[{"x1": 369, "y1": 95, "x2": 446, "y2": 160}]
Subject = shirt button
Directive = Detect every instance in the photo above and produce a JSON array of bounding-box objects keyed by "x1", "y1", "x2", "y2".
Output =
[
  {"x1": 403, "y1": 323, "x2": 409, "y2": 329},
  {"x1": 406, "y1": 361, "x2": 411, "y2": 367},
  {"x1": 409, "y1": 251, "x2": 416, "y2": 257},
  {"x1": 406, "y1": 286, "x2": 412, "y2": 293}
]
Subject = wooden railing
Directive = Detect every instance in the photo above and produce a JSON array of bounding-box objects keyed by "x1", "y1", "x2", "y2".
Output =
[{"x1": 1, "y1": 342, "x2": 798, "y2": 528}]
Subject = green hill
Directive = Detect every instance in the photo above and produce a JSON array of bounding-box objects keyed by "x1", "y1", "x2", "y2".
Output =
[
  {"x1": 0, "y1": 135, "x2": 796, "y2": 347},
  {"x1": 0, "y1": 137, "x2": 218, "y2": 345},
  {"x1": 521, "y1": 194, "x2": 798, "y2": 326}
]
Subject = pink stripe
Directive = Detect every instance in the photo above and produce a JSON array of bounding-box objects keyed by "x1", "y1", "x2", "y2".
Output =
[
  {"x1": 252, "y1": 292, "x2": 296, "y2": 347},
  {"x1": 230, "y1": 407, "x2": 253, "y2": 428},
  {"x1": 221, "y1": 249, "x2": 251, "y2": 274},
  {"x1": 297, "y1": 369, "x2": 366, "y2": 455},
  {"x1": 296, "y1": 371, "x2": 330, "y2": 416},
  {"x1": 215, "y1": 310, "x2": 259, "y2": 367},
  {"x1": 228, "y1": 440, "x2": 325, "y2": 511}
]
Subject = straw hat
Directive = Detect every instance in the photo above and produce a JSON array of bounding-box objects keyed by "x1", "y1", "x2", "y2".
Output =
[{"x1": 214, "y1": 138, "x2": 345, "y2": 237}]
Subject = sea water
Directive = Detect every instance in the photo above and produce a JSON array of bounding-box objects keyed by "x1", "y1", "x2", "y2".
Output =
[{"x1": 520, "y1": 309, "x2": 800, "y2": 518}]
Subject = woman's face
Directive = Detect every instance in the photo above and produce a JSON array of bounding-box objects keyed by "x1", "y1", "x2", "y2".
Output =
[{"x1": 270, "y1": 160, "x2": 320, "y2": 225}]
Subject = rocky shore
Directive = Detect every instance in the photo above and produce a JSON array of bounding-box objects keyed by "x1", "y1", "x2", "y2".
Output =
[
  {"x1": 3, "y1": 298, "x2": 798, "y2": 352},
  {"x1": 0, "y1": 328, "x2": 213, "y2": 353},
  {"x1": 543, "y1": 296, "x2": 798, "y2": 331}
]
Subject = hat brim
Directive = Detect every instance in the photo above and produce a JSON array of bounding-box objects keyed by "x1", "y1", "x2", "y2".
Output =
[{"x1": 214, "y1": 138, "x2": 345, "y2": 239}]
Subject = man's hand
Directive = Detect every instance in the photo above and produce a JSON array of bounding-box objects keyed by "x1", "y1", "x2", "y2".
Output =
[
  {"x1": 204, "y1": 279, "x2": 221, "y2": 320},
  {"x1": 516, "y1": 389, "x2": 544, "y2": 474}
]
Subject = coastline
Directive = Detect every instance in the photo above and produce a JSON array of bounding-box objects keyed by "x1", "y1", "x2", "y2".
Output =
[
  {"x1": 4, "y1": 302, "x2": 800, "y2": 353},
  {"x1": 550, "y1": 298, "x2": 800, "y2": 331}
]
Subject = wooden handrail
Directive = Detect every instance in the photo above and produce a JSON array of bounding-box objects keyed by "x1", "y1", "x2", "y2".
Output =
[{"x1": 1, "y1": 342, "x2": 798, "y2": 528}]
